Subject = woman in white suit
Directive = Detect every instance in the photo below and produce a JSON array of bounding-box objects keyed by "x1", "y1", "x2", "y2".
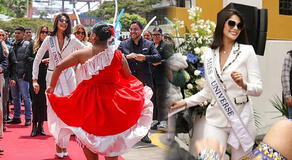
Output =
[
  {"x1": 32, "y1": 13, "x2": 85, "y2": 158},
  {"x1": 171, "y1": 9, "x2": 262, "y2": 159}
]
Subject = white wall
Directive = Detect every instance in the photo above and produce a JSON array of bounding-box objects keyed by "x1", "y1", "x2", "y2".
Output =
[
  {"x1": 252, "y1": 40, "x2": 292, "y2": 135},
  {"x1": 223, "y1": 0, "x2": 262, "y2": 8}
]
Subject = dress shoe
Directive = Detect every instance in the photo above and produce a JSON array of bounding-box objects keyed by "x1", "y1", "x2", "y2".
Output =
[
  {"x1": 38, "y1": 127, "x2": 46, "y2": 136},
  {"x1": 31, "y1": 123, "x2": 38, "y2": 137},
  {"x1": 38, "y1": 122, "x2": 46, "y2": 136},
  {"x1": 6, "y1": 116, "x2": 12, "y2": 122},
  {"x1": 25, "y1": 119, "x2": 31, "y2": 126},
  {"x1": 150, "y1": 121, "x2": 160, "y2": 130},
  {"x1": 141, "y1": 135, "x2": 152, "y2": 143},
  {"x1": 7, "y1": 118, "x2": 21, "y2": 124}
]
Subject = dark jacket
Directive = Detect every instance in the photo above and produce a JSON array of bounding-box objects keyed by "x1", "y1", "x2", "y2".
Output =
[
  {"x1": 4, "y1": 44, "x2": 17, "y2": 81},
  {"x1": 25, "y1": 40, "x2": 49, "y2": 84},
  {"x1": 12, "y1": 40, "x2": 30, "y2": 81},
  {"x1": 118, "y1": 37, "x2": 161, "y2": 88},
  {"x1": 152, "y1": 40, "x2": 174, "y2": 85},
  {"x1": 0, "y1": 44, "x2": 8, "y2": 74}
]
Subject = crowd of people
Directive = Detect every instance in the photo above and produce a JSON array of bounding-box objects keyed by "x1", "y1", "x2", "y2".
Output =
[
  {"x1": 0, "y1": 12, "x2": 174, "y2": 158},
  {"x1": 0, "y1": 8, "x2": 291, "y2": 160}
]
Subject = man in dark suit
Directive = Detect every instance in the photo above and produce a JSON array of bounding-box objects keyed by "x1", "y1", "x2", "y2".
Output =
[{"x1": 118, "y1": 21, "x2": 161, "y2": 143}]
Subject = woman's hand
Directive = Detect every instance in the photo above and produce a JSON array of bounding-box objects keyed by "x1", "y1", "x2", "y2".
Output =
[
  {"x1": 46, "y1": 86, "x2": 55, "y2": 94},
  {"x1": 231, "y1": 71, "x2": 247, "y2": 90},
  {"x1": 126, "y1": 53, "x2": 137, "y2": 59},
  {"x1": 10, "y1": 80, "x2": 16, "y2": 87},
  {"x1": 170, "y1": 100, "x2": 187, "y2": 113},
  {"x1": 33, "y1": 81, "x2": 40, "y2": 94},
  {"x1": 41, "y1": 58, "x2": 49, "y2": 64}
]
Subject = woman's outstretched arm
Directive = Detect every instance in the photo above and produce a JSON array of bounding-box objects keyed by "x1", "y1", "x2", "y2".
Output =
[{"x1": 46, "y1": 48, "x2": 91, "y2": 93}]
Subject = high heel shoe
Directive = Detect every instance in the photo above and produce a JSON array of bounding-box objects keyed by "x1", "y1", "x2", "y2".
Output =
[
  {"x1": 62, "y1": 152, "x2": 68, "y2": 157},
  {"x1": 55, "y1": 152, "x2": 63, "y2": 158},
  {"x1": 30, "y1": 122, "x2": 38, "y2": 137}
]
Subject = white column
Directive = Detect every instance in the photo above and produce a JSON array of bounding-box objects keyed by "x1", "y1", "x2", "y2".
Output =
[{"x1": 223, "y1": 0, "x2": 262, "y2": 8}]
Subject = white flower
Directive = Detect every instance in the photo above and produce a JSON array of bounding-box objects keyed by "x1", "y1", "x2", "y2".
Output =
[
  {"x1": 184, "y1": 71, "x2": 191, "y2": 82},
  {"x1": 194, "y1": 33, "x2": 199, "y2": 38},
  {"x1": 206, "y1": 28, "x2": 212, "y2": 34},
  {"x1": 191, "y1": 24, "x2": 198, "y2": 32},
  {"x1": 187, "y1": 83, "x2": 193, "y2": 89},
  {"x1": 194, "y1": 47, "x2": 201, "y2": 53},
  {"x1": 197, "y1": 37, "x2": 202, "y2": 44},
  {"x1": 194, "y1": 70, "x2": 201, "y2": 76},
  {"x1": 195, "y1": 78, "x2": 205, "y2": 89}
]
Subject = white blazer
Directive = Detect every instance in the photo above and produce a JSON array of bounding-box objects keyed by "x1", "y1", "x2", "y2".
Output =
[
  {"x1": 184, "y1": 43, "x2": 262, "y2": 133},
  {"x1": 32, "y1": 35, "x2": 86, "y2": 87}
]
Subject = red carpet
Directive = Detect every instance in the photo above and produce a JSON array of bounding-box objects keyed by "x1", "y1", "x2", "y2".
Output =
[{"x1": 0, "y1": 107, "x2": 124, "y2": 160}]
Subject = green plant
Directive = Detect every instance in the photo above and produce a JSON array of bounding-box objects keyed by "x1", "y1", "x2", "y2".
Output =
[
  {"x1": 108, "y1": 13, "x2": 147, "y2": 32},
  {"x1": 0, "y1": 18, "x2": 53, "y2": 33},
  {"x1": 270, "y1": 95, "x2": 289, "y2": 118}
]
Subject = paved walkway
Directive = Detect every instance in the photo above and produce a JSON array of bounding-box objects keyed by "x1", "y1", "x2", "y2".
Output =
[{"x1": 122, "y1": 132, "x2": 170, "y2": 160}]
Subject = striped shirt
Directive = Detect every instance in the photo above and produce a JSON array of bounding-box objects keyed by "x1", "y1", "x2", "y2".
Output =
[{"x1": 281, "y1": 51, "x2": 292, "y2": 98}]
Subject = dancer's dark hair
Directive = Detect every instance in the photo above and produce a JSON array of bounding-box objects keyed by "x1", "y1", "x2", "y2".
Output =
[{"x1": 92, "y1": 23, "x2": 113, "y2": 42}]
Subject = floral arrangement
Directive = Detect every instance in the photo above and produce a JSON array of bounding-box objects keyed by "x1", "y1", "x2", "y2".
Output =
[{"x1": 172, "y1": 7, "x2": 216, "y2": 98}]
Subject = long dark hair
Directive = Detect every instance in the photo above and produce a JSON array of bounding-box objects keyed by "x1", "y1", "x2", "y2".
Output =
[
  {"x1": 210, "y1": 9, "x2": 249, "y2": 49},
  {"x1": 50, "y1": 13, "x2": 72, "y2": 38}
]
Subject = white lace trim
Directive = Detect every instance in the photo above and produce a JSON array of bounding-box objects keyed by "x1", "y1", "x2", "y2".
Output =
[
  {"x1": 58, "y1": 86, "x2": 153, "y2": 157},
  {"x1": 76, "y1": 46, "x2": 115, "y2": 83}
]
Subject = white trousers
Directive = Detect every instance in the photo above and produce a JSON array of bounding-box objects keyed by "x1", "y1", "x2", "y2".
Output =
[{"x1": 203, "y1": 122, "x2": 252, "y2": 160}]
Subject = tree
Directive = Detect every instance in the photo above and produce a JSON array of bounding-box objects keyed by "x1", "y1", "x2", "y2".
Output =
[
  {"x1": 0, "y1": 0, "x2": 29, "y2": 18},
  {"x1": 109, "y1": 13, "x2": 147, "y2": 32},
  {"x1": 89, "y1": 0, "x2": 160, "y2": 21},
  {"x1": 0, "y1": 18, "x2": 53, "y2": 33},
  {"x1": 39, "y1": 11, "x2": 48, "y2": 19}
]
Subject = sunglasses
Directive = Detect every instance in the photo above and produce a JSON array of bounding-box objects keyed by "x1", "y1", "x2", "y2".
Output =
[
  {"x1": 227, "y1": 20, "x2": 244, "y2": 30},
  {"x1": 40, "y1": 31, "x2": 49, "y2": 34},
  {"x1": 0, "y1": 34, "x2": 4, "y2": 36},
  {"x1": 76, "y1": 31, "x2": 85, "y2": 35},
  {"x1": 129, "y1": 28, "x2": 140, "y2": 32},
  {"x1": 59, "y1": 18, "x2": 69, "y2": 23},
  {"x1": 152, "y1": 34, "x2": 161, "y2": 37}
]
